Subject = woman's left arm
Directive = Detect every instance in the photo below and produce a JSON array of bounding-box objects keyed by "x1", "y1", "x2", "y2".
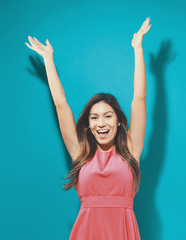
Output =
[{"x1": 128, "y1": 17, "x2": 152, "y2": 163}]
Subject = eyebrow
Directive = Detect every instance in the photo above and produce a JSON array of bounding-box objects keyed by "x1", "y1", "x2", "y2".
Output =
[{"x1": 89, "y1": 111, "x2": 113, "y2": 116}]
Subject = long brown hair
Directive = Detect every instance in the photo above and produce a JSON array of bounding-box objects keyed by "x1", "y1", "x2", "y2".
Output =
[{"x1": 62, "y1": 93, "x2": 141, "y2": 193}]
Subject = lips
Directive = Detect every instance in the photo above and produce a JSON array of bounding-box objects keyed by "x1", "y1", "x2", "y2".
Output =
[{"x1": 96, "y1": 130, "x2": 110, "y2": 140}]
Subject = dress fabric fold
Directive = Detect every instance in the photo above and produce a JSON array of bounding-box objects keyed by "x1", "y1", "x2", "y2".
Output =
[{"x1": 69, "y1": 146, "x2": 141, "y2": 240}]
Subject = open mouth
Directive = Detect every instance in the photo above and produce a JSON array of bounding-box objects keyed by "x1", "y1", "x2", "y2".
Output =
[{"x1": 97, "y1": 130, "x2": 110, "y2": 136}]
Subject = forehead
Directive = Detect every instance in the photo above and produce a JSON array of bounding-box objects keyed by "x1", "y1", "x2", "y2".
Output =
[{"x1": 89, "y1": 102, "x2": 114, "y2": 115}]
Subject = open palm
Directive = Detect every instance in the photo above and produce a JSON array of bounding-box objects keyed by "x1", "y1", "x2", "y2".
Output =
[
  {"x1": 132, "y1": 17, "x2": 152, "y2": 49},
  {"x1": 25, "y1": 36, "x2": 53, "y2": 59}
]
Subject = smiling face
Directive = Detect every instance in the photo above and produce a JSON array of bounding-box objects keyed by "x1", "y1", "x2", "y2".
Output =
[{"x1": 88, "y1": 101, "x2": 120, "y2": 151}]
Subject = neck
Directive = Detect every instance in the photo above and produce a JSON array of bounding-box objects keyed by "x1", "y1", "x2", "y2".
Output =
[{"x1": 97, "y1": 144, "x2": 115, "y2": 152}]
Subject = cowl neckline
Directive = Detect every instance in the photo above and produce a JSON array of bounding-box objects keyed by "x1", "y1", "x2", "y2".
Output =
[{"x1": 96, "y1": 145, "x2": 116, "y2": 171}]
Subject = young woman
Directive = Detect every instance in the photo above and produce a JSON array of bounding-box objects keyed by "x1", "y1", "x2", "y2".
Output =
[{"x1": 25, "y1": 17, "x2": 151, "y2": 239}]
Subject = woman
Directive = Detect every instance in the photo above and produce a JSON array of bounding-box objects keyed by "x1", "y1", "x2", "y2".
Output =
[{"x1": 25, "y1": 17, "x2": 151, "y2": 239}]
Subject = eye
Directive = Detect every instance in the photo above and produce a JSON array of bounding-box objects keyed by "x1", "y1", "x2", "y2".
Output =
[{"x1": 91, "y1": 115, "x2": 111, "y2": 120}]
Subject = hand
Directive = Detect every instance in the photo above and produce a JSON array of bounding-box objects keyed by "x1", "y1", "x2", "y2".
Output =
[
  {"x1": 132, "y1": 17, "x2": 152, "y2": 49},
  {"x1": 25, "y1": 36, "x2": 54, "y2": 59}
]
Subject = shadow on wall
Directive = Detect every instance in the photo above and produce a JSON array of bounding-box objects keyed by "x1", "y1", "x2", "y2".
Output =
[
  {"x1": 26, "y1": 54, "x2": 73, "y2": 171},
  {"x1": 26, "y1": 53, "x2": 77, "y2": 234},
  {"x1": 134, "y1": 39, "x2": 177, "y2": 240}
]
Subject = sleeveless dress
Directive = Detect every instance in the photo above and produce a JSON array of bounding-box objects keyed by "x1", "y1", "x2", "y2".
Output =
[{"x1": 69, "y1": 145, "x2": 141, "y2": 239}]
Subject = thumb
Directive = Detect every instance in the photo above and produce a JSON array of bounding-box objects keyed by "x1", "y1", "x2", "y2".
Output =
[{"x1": 46, "y1": 39, "x2": 49, "y2": 45}]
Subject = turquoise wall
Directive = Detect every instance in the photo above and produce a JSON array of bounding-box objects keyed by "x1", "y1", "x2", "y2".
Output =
[{"x1": 0, "y1": 0, "x2": 186, "y2": 239}]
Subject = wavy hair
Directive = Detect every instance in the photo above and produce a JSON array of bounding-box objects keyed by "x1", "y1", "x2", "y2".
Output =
[{"x1": 62, "y1": 93, "x2": 141, "y2": 193}]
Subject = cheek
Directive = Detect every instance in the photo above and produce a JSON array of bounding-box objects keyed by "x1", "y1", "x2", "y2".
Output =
[
  {"x1": 89, "y1": 122, "x2": 95, "y2": 129},
  {"x1": 111, "y1": 127, "x2": 117, "y2": 135},
  {"x1": 89, "y1": 122, "x2": 97, "y2": 135},
  {"x1": 110, "y1": 120, "x2": 118, "y2": 129},
  {"x1": 111, "y1": 124, "x2": 118, "y2": 135}
]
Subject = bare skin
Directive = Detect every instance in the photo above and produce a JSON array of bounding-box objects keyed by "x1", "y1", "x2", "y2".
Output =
[
  {"x1": 25, "y1": 37, "x2": 53, "y2": 59},
  {"x1": 132, "y1": 17, "x2": 152, "y2": 49},
  {"x1": 25, "y1": 17, "x2": 151, "y2": 163},
  {"x1": 88, "y1": 101, "x2": 120, "y2": 152}
]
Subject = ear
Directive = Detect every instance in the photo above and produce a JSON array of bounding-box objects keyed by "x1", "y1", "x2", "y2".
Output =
[{"x1": 118, "y1": 122, "x2": 121, "y2": 127}]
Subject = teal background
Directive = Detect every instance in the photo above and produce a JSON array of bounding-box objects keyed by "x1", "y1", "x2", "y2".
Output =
[{"x1": 0, "y1": 0, "x2": 186, "y2": 239}]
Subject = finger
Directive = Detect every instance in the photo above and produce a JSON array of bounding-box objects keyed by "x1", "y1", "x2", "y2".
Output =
[
  {"x1": 141, "y1": 21, "x2": 150, "y2": 32},
  {"x1": 144, "y1": 18, "x2": 150, "y2": 27},
  {"x1": 25, "y1": 42, "x2": 35, "y2": 50},
  {"x1": 28, "y1": 36, "x2": 36, "y2": 47},
  {"x1": 144, "y1": 24, "x2": 152, "y2": 34},
  {"x1": 28, "y1": 36, "x2": 38, "y2": 47},
  {"x1": 33, "y1": 37, "x2": 45, "y2": 47},
  {"x1": 33, "y1": 37, "x2": 41, "y2": 44},
  {"x1": 46, "y1": 39, "x2": 51, "y2": 46},
  {"x1": 144, "y1": 20, "x2": 150, "y2": 27},
  {"x1": 147, "y1": 24, "x2": 152, "y2": 31},
  {"x1": 34, "y1": 38, "x2": 46, "y2": 50},
  {"x1": 25, "y1": 42, "x2": 42, "y2": 55}
]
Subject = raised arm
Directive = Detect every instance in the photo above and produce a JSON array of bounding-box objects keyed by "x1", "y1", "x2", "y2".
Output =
[
  {"x1": 127, "y1": 17, "x2": 152, "y2": 163},
  {"x1": 25, "y1": 37, "x2": 80, "y2": 161}
]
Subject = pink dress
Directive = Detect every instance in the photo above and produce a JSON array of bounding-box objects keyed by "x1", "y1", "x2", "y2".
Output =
[{"x1": 69, "y1": 145, "x2": 141, "y2": 239}]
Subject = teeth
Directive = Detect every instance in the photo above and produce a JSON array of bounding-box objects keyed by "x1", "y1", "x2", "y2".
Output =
[{"x1": 97, "y1": 130, "x2": 109, "y2": 133}]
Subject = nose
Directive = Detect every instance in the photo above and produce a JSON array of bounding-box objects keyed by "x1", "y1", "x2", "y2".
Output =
[{"x1": 97, "y1": 117, "x2": 106, "y2": 127}]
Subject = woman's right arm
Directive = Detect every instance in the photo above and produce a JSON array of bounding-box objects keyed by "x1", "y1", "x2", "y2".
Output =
[
  {"x1": 55, "y1": 102, "x2": 81, "y2": 161},
  {"x1": 44, "y1": 56, "x2": 81, "y2": 161},
  {"x1": 44, "y1": 55, "x2": 67, "y2": 107},
  {"x1": 25, "y1": 37, "x2": 80, "y2": 161}
]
